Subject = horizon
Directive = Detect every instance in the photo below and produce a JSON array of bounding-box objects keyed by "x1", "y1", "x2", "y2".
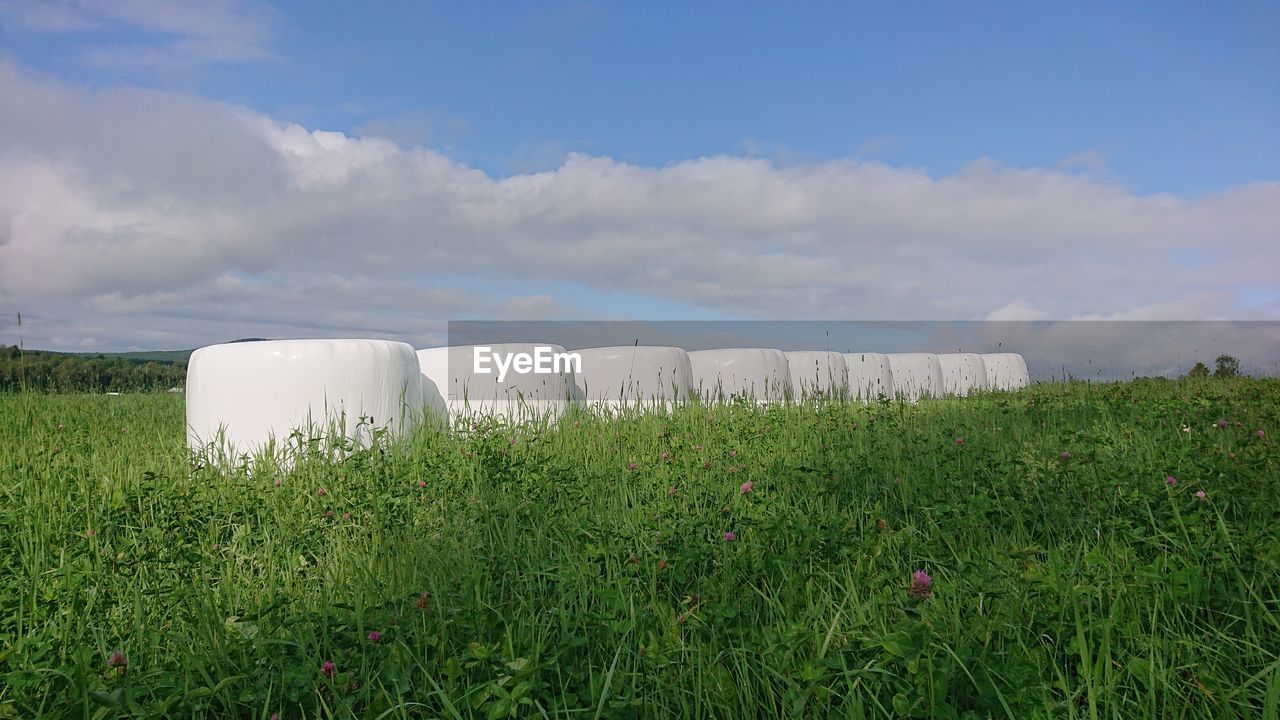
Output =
[{"x1": 8, "y1": 319, "x2": 1280, "y2": 381}]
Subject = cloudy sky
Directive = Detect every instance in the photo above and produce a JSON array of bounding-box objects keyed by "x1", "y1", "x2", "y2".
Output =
[{"x1": 0, "y1": 0, "x2": 1277, "y2": 352}]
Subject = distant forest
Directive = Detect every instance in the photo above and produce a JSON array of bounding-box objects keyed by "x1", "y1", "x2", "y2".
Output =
[{"x1": 0, "y1": 346, "x2": 187, "y2": 392}]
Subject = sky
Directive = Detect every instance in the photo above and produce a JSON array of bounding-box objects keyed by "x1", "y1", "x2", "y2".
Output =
[{"x1": 0, "y1": 0, "x2": 1277, "y2": 354}]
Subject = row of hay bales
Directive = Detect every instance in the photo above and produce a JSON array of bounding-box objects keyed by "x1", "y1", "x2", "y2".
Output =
[{"x1": 185, "y1": 340, "x2": 1028, "y2": 458}]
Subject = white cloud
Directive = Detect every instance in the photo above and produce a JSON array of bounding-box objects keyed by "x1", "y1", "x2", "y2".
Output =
[
  {"x1": 0, "y1": 0, "x2": 275, "y2": 67},
  {"x1": 0, "y1": 61, "x2": 1277, "y2": 352}
]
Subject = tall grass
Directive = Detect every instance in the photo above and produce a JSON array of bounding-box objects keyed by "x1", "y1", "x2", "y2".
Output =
[{"x1": 0, "y1": 378, "x2": 1276, "y2": 718}]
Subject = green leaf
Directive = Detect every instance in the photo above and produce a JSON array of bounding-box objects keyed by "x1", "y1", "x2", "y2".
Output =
[{"x1": 89, "y1": 689, "x2": 122, "y2": 708}]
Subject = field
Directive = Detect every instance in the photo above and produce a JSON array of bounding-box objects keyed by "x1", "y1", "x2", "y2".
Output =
[{"x1": 1, "y1": 379, "x2": 1277, "y2": 719}]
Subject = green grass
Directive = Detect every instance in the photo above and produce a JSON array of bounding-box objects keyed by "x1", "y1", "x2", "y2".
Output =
[{"x1": 1, "y1": 378, "x2": 1277, "y2": 718}]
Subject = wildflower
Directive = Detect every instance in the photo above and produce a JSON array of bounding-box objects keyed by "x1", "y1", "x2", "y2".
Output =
[
  {"x1": 56, "y1": 423, "x2": 64, "y2": 430},
  {"x1": 908, "y1": 570, "x2": 933, "y2": 599},
  {"x1": 325, "y1": 510, "x2": 334, "y2": 518},
  {"x1": 1165, "y1": 476, "x2": 1177, "y2": 486},
  {"x1": 274, "y1": 478, "x2": 282, "y2": 486},
  {"x1": 1060, "y1": 451, "x2": 1071, "y2": 460},
  {"x1": 723, "y1": 531, "x2": 736, "y2": 542},
  {"x1": 418, "y1": 480, "x2": 426, "y2": 487},
  {"x1": 1195, "y1": 490, "x2": 1207, "y2": 499},
  {"x1": 694, "y1": 444, "x2": 703, "y2": 450},
  {"x1": 661, "y1": 451, "x2": 671, "y2": 462},
  {"x1": 509, "y1": 437, "x2": 518, "y2": 445},
  {"x1": 211, "y1": 543, "x2": 220, "y2": 550},
  {"x1": 954, "y1": 436, "x2": 964, "y2": 446},
  {"x1": 367, "y1": 631, "x2": 381, "y2": 643},
  {"x1": 107, "y1": 650, "x2": 127, "y2": 674},
  {"x1": 739, "y1": 481, "x2": 754, "y2": 494},
  {"x1": 416, "y1": 592, "x2": 429, "y2": 609},
  {"x1": 627, "y1": 462, "x2": 638, "y2": 471},
  {"x1": 317, "y1": 487, "x2": 327, "y2": 497},
  {"x1": 1218, "y1": 420, "x2": 1228, "y2": 428},
  {"x1": 271, "y1": 715, "x2": 279, "y2": 720},
  {"x1": 342, "y1": 512, "x2": 351, "y2": 521},
  {"x1": 657, "y1": 559, "x2": 668, "y2": 571},
  {"x1": 877, "y1": 518, "x2": 888, "y2": 530},
  {"x1": 1257, "y1": 429, "x2": 1266, "y2": 439},
  {"x1": 703, "y1": 461, "x2": 712, "y2": 469},
  {"x1": 727, "y1": 465, "x2": 739, "y2": 474},
  {"x1": 667, "y1": 485, "x2": 677, "y2": 496},
  {"x1": 321, "y1": 660, "x2": 336, "y2": 678},
  {"x1": 728, "y1": 450, "x2": 737, "y2": 458}
]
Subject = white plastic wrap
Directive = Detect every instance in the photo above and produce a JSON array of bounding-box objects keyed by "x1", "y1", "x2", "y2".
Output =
[
  {"x1": 936, "y1": 353, "x2": 990, "y2": 397},
  {"x1": 416, "y1": 344, "x2": 581, "y2": 422},
  {"x1": 186, "y1": 339, "x2": 424, "y2": 460},
  {"x1": 981, "y1": 353, "x2": 1030, "y2": 391},
  {"x1": 785, "y1": 351, "x2": 848, "y2": 399},
  {"x1": 688, "y1": 349, "x2": 793, "y2": 404},
  {"x1": 573, "y1": 346, "x2": 693, "y2": 411},
  {"x1": 843, "y1": 352, "x2": 896, "y2": 402},
  {"x1": 887, "y1": 353, "x2": 946, "y2": 402}
]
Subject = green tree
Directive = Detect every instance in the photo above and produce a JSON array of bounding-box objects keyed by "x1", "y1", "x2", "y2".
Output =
[
  {"x1": 1214, "y1": 355, "x2": 1240, "y2": 378},
  {"x1": 1188, "y1": 361, "x2": 1209, "y2": 378}
]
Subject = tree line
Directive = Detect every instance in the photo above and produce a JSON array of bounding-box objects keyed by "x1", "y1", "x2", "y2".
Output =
[
  {"x1": 0, "y1": 346, "x2": 186, "y2": 393},
  {"x1": 1187, "y1": 355, "x2": 1241, "y2": 379}
]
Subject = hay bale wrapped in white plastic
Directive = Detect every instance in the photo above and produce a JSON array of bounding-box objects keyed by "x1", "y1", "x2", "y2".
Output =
[
  {"x1": 785, "y1": 351, "x2": 848, "y2": 400},
  {"x1": 186, "y1": 339, "x2": 424, "y2": 462},
  {"x1": 688, "y1": 349, "x2": 792, "y2": 404},
  {"x1": 982, "y1": 353, "x2": 1030, "y2": 391},
  {"x1": 887, "y1": 353, "x2": 945, "y2": 402},
  {"x1": 937, "y1": 353, "x2": 990, "y2": 397},
  {"x1": 416, "y1": 346, "x2": 457, "y2": 417},
  {"x1": 416, "y1": 344, "x2": 581, "y2": 423},
  {"x1": 573, "y1": 346, "x2": 693, "y2": 412},
  {"x1": 843, "y1": 352, "x2": 896, "y2": 402}
]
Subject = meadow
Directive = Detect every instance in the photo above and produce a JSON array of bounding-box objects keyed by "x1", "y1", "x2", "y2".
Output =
[{"x1": 1, "y1": 378, "x2": 1277, "y2": 719}]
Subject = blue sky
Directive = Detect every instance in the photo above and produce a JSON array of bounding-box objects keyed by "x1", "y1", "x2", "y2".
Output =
[
  {"x1": 7, "y1": 1, "x2": 1277, "y2": 194},
  {"x1": 0, "y1": 1, "x2": 1277, "y2": 354}
]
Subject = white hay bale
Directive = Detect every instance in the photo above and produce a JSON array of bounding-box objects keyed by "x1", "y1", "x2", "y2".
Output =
[
  {"x1": 981, "y1": 353, "x2": 1030, "y2": 391},
  {"x1": 785, "y1": 351, "x2": 848, "y2": 400},
  {"x1": 843, "y1": 352, "x2": 896, "y2": 402},
  {"x1": 936, "y1": 353, "x2": 990, "y2": 397},
  {"x1": 887, "y1": 353, "x2": 945, "y2": 402},
  {"x1": 688, "y1": 349, "x2": 792, "y2": 404},
  {"x1": 415, "y1": 346, "x2": 456, "y2": 417},
  {"x1": 186, "y1": 339, "x2": 424, "y2": 460},
  {"x1": 573, "y1": 346, "x2": 693, "y2": 411},
  {"x1": 416, "y1": 344, "x2": 581, "y2": 422}
]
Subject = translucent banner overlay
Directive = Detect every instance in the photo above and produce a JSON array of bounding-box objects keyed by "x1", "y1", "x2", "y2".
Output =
[{"x1": 446, "y1": 321, "x2": 1280, "y2": 381}]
